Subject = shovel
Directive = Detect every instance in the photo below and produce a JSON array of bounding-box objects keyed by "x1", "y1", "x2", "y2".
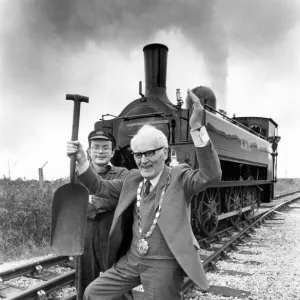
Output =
[{"x1": 50, "y1": 94, "x2": 89, "y2": 255}]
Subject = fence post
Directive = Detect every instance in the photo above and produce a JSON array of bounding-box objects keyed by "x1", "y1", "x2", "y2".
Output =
[
  {"x1": 38, "y1": 161, "x2": 48, "y2": 189},
  {"x1": 38, "y1": 168, "x2": 44, "y2": 189}
]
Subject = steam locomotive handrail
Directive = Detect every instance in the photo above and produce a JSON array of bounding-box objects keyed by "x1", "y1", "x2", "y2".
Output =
[
  {"x1": 116, "y1": 112, "x2": 165, "y2": 121},
  {"x1": 211, "y1": 179, "x2": 272, "y2": 188},
  {"x1": 204, "y1": 104, "x2": 267, "y2": 140},
  {"x1": 127, "y1": 120, "x2": 169, "y2": 127}
]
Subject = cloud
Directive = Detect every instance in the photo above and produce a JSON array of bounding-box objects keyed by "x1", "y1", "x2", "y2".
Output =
[
  {"x1": 0, "y1": 0, "x2": 226, "y2": 106},
  {"x1": 1, "y1": 0, "x2": 300, "y2": 179},
  {"x1": 2, "y1": 0, "x2": 299, "y2": 110},
  {"x1": 218, "y1": 0, "x2": 299, "y2": 50}
]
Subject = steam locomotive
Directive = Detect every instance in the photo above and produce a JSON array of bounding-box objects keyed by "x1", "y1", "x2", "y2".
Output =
[{"x1": 93, "y1": 43, "x2": 280, "y2": 237}]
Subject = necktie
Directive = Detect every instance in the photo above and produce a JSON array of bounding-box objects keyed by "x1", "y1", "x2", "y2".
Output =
[{"x1": 144, "y1": 180, "x2": 151, "y2": 196}]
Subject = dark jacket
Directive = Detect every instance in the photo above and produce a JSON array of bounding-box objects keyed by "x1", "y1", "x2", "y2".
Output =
[{"x1": 86, "y1": 164, "x2": 129, "y2": 219}]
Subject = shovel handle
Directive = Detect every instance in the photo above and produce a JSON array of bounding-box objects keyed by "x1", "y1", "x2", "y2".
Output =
[{"x1": 66, "y1": 94, "x2": 89, "y2": 184}]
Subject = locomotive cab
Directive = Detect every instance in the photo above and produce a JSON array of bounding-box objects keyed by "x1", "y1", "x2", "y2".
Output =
[{"x1": 233, "y1": 116, "x2": 279, "y2": 140}]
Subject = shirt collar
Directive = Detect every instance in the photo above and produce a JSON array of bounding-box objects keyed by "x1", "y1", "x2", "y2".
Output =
[
  {"x1": 91, "y1": 161, "x2": 112, "y2": 173},
  {"x1": 144, "y1": 170, "x2": 163, "y2": 188}
]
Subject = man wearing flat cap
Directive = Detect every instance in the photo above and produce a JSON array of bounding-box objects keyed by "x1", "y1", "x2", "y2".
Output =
[
  {"x1": 68, "y1": 90, "x2": 222, "y2": 299},
  {"x1": 75, "y1": 130, "x2": 130, "y2": 300}
]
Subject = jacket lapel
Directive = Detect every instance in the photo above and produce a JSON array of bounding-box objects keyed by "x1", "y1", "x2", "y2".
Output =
[
  {"x1": 111, "y1": 171, "x2": 142, "y2": 225},
  {"x1": 110, "y1": 166, "x2": 170, "y2": 232},
  {"x1": 155, "y1": 165, "x2": 171, "y2": 210}
]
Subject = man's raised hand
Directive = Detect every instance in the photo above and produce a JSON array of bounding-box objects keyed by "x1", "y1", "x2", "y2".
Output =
[{"x1": 187, "y1": 89, "x2": 205, "y2": 130}]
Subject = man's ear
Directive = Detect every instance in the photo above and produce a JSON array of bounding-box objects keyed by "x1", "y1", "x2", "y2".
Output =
[
  {"x1": 111, "y1": 149, "x2": 115, "y2": 157},
  {"x1": 87, "y1": 148, "x2": 91, "y2": 157}
]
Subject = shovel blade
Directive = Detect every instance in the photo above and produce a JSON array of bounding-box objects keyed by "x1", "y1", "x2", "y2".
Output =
[{"x1": 50, "y1": 183, "x2": 89, "y2": 255}]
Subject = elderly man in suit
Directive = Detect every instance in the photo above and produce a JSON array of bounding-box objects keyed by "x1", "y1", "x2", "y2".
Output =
[{"x1": 67, "y1": 89, "x2": 222, "y2": 300}]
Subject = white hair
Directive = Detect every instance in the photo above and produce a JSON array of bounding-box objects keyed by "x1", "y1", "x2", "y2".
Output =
[{"x1": 130, "y1": 124, "x2": 168, "y2": 151}]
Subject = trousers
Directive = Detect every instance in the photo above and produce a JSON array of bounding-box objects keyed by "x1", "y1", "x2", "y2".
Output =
[
  {"x1": 75, "y1": 214, "x2": 132, "y2": 300},
  {"x1": 75, "y1": 215, "x2": 111, "y2": 299},
  {"x1": 83, "y1": 251, "x2": 184, "y2": 300}
]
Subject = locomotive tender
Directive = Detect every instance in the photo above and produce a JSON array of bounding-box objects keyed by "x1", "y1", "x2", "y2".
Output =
[{"x1": 94, "y1": 43, "x2": 280, "y2": 237}]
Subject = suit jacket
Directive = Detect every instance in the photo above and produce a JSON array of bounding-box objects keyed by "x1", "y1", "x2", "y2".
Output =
[{"x1": 78, "y1": 141, "x2": 221, "y2": 290}]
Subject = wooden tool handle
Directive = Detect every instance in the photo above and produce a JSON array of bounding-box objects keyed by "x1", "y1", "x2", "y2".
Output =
[{"x1": 66, "y1": 94, "x2": 89, "y2": 184}]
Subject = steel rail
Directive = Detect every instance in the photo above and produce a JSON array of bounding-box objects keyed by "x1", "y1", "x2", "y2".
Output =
[
  {"x1": 0, "y1": 256, "x2": 72, "y2": 282},
  {"x1": 274, "y1": 190, "x2": 300, "y2": 199},
  {"x1": 197, "y1": 218, "x2": 255, "y2": 247},
  {"x1": 9, "y1": 271, "x2": 75, "y2": 300}
]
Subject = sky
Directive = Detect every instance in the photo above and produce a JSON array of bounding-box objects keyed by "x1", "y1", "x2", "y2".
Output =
[{"x1": 1, "y1": 0, "x2": 300, "y2": 180}]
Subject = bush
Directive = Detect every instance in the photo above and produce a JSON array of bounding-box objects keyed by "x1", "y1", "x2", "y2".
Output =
[{"x1": 0, "y1": 177, "x2": 68, "y2": 261}]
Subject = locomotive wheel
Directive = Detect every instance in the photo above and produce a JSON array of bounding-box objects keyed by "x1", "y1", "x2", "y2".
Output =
[
  {"x1": 198, "y1": 188, "x2": 221, "y2": 237},
  {"x1": 225, "y1": 186, "x2": 243, "y2": 226},
  {"x1": 243, "y1": 186, "x2": 260, "y2": 220}
]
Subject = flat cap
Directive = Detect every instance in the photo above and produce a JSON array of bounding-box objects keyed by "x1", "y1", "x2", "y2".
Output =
[{"x1": 88, "y1": 130, "x2": 116, "y2": 148}]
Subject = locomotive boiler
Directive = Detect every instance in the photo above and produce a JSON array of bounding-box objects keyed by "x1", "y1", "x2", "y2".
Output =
[{"x1": 93, "y1": 43, "x2": 280, "y2": 237}]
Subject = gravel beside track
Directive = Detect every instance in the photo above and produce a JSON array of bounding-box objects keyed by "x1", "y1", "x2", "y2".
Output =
[
  {"x1": 0, "y1": 257, "x2": 75, "y2": 299},
  {"x1": 185, "y1": 201, "x2": 300, "y2": 300}
]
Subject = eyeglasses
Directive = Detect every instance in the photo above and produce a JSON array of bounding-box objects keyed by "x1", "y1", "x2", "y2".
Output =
[
  {"x1": 132, "y1": 147, "x2": 164, "y2": 160},
  {"x1": 91, "y1": 146, "x2": 112, "y2": 153}
]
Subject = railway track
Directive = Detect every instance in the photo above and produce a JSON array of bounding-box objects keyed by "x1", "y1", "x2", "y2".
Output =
[
  {"x1": 181, "y1": 191, "x2": 300, "y2": 298},
  {"x1": 0, "y1": 256, "x2": 76, "y2": 299},
  {"x1": 1, "y1": 191, "x2": 299, "y2": 300}
]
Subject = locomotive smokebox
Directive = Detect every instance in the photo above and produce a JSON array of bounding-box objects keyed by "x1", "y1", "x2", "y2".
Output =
[{"x1": 143, "y1": 43, "x2": 171, "y2": 104}]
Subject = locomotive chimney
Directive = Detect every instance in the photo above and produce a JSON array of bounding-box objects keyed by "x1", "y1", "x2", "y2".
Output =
[{"x1": 143, "y1": 43, "x2": 171, "y2": 104}]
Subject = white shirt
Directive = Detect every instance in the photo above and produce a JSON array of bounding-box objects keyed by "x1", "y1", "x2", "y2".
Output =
[
  {"x1": 144, "y1": 170, "x2": 163, "y2": 192},
  {"x1": 190, "y1": 126, "x2": 210, "y2": 147}
]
